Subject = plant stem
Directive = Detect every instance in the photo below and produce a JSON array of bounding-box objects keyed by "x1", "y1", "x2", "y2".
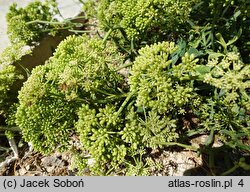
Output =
[
  {"x1": 27, "y1": 19, "x2": 93, "y2": 28},
  {"x1": 8, "y1": 138, "x2": 18, "y2": 158},
  {"x1": 208, "y1": 150, "x2": 216, "y2": 176},
  {"x1": 0, "y1": 146, "x2": 10, "y2": 151},
  {"x1": 115, "y1": 91, "x2": 136, "y2": 118},
  {"x1": 107, "y1": 131, "x2": 122, "y2": 135},
  {"x1": 27, "y1": 20, "x2": 65, "y2": 25},
  {"x1": 115, "y1": 62, "x2": 133, "y2": 71},
  {"x1": 156, "y1": 141, "x2": 198, "y2": 151},
  {"x1": 91, "y1": 88, "x2": 116, "y2": 96},
  {"x1": 103, "y1": 28, "x2": 113, "y2": 45},
  {"x1": 220, "y1": 164, "x2": 239, "y2": 176},
  {"x1": 68, "y1": 29, "x2": 94, "y2": 33},
  {"x1": 0, "y1": 126, "x2": 21, "y2": 132},
  {"x1": 93, "y1": 93, "x2": 128, "y2": 104},
  {"x1": 205, "y1": 128, "x2": 214, "y2": 146}
]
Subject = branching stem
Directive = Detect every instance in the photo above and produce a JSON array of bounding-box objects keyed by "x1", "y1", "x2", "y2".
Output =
[{"x1": 116, "y1": 91, "x2": 136, "y2": 117}]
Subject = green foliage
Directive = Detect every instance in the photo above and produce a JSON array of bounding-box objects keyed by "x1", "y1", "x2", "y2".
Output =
[
  {"x1": 208, "y1": 0, "x2": 249, "y2": 19},
  {"x1": 190, "y1": 0, "x2": 250, "y2": 62},
  {"x1": 191, "y1": 0, "x2": 249, "y2": 28},
  {"x1": 123, "y1": 108, "x2": 179, "y2": 149},
  {"x1": 6, "y1": 0, "x2": 59, "y2": 44}
]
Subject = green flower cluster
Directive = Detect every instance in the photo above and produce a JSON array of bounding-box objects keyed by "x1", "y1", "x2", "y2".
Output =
[
  {"x1": 76, "y1": 104, "x2": 126, "y2": 174},
  {"x1": 0, "y1": 65, "x2": 19, "y2": 114},
  {"x1": 15, "y1": 35, "x2": 123, "y2": 154},
  {"x1": 204, "y1": 51, "x2": 250, "y2": 108},
  {"x1": 98, "y1": 0, "x2": 199, "y2": 44},
  {"x1": 70, "y1": 41, "x2": 189, "y2": 173},
  {"x1": 187, "y1": 49, "x2": 250, "y2": 151},
  {"x1": 200, "y1": 51, "x2": 249, "y2": 136},
  {"x1": 129, "y1": 42, "x2": 195, "y2": 114},
  {"x1": 16, "y1": 98, "x2": 76, "y2": 154},
  {"x1": 76, "y1": 102, "x2": 179, "y2": 174},
  {"x1": 128, "y1": 39, "x2": 249, "y2": 152},
  {"x1": 0, "y1": 43, "x2": 31, "y2": 115},
  {"x1": 6, "y1": 0, "x2": 59, "y2": 44}
]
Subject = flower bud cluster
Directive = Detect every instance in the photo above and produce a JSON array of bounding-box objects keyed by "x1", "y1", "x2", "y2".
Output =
[
  {"x1": 6, "y1": 0, "x2": 59, "y2": 44},
  {"x1": 98, "y1": 0, "x2": 198, "y2": 43},
  {"x1": 129, "y1": 42, "x2": 194, "y2": 114},
  {"x1": 15, "y1": 35, "x2": 123, "y2": 154}
]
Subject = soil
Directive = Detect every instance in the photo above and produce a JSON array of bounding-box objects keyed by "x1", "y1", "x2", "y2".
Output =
[{"x1": 1, "y1": 135, "x2": 249, "y2": 176}]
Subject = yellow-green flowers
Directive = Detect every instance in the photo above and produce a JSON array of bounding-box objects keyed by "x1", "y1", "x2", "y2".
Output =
[
  {"x1": 6, "y1": 0, "x2": 59, "y2": 44},
  {"x1": 15, "y1": 35, "x2": 123, "y2": 154},
  {"x1": 98, "y1": 0, "x2": 199, "y2": 44}
]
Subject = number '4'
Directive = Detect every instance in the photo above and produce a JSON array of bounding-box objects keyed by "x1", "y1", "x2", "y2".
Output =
[{"x1": 238, "y1": 179, "x2": 244, "y2": 187}]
